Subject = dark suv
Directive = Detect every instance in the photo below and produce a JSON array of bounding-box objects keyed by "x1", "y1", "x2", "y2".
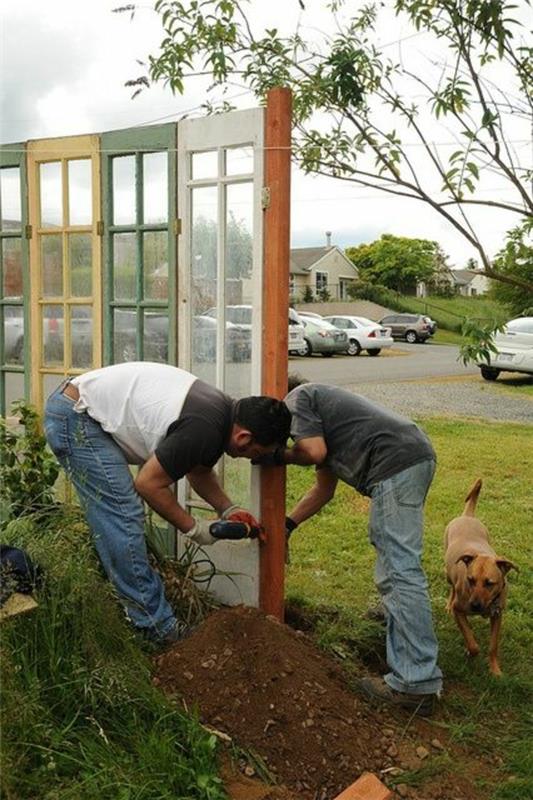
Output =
[{"x1": 378, "y1": 313, "x2": 432, "y2": 343}]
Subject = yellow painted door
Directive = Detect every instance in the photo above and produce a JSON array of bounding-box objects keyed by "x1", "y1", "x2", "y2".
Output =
[{"x1": 27, "y1": 135, "x2": 101, "y2": 410}]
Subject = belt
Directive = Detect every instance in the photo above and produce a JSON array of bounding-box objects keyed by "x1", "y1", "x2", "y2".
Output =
[{"x1": 62, "y1": 382, "x2": 80, "y2": 401}]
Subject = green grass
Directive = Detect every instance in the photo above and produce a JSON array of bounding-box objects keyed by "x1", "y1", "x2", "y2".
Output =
[
  {"x1": 2, "y1": 419, "x2": 532, "y2": 798},
  {"x1": 0, "y1": 509, "x2": 226, "y2": 800},
  {"x1": 429, "y1": 328, "x2": 464, "y2": 346},
  {"x1": 286, "y1": 418, "x2": 533, "y2": 799},
  {"x1": 382, "y1": 293, "x2": 509, "y2": 333},
  {"x1": 485, "y1": 373, "x2": 533, "y2": 398}
]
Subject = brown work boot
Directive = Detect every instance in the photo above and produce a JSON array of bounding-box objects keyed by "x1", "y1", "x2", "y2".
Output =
[{"x1": 359, "y1": 676, "x2": 436, "y2": 717}]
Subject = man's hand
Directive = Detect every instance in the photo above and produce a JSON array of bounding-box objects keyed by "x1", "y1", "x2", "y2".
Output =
[
  {"x1": 251, "y1": 447, "x2": 285, "y2": 467},
  {"x1": 184, "y1": 518, "x2": 217, "y2": 546}
]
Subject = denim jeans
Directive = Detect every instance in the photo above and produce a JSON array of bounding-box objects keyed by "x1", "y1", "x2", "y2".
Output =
[
  {"x1": 44, "y1": 385, "x2": 177, "y2": 640},
  {"x1": 369, "y1": 459, "x2": 443, "y2": 695}
]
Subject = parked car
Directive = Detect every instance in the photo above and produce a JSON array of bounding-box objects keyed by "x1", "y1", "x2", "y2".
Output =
[
  {"x1": 288, "y1": 307, "x2": 306, "y2": 355},
  {"x1": 297, "y1": 317, "x2": 348, "y2": 357},
  {"x1": 422, "y1": 315, "x2": 438, "y2": 335},
  {"x1": 378, "y1": 313, "x2": 432, "y2": 343},
  {"x1": 5, "y1": 305, "x2": 94, "y2": 366},
  {"x1": 4, "y1": 306, "x2": 24, "y2": 363},
  {"x1": 192, "y1": 314, "x2": 251, "y2": 362},
  {"x1": 297, "y1": 311, "x2": 323, "y2": 320},
  {"x1": 323, "y1": 315, "x2": 393, "y2": 356},
  {"x1": 477, "y1": 316, "x2": 533, "y2": 381},
  {"x1": 204, "y1": 305, "x2": 306, "y2": 356}
]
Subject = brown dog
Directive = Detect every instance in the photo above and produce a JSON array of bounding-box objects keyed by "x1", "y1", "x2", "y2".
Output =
[{"x1": 445, "y1": 478, "x2": 517, "y2": 676}]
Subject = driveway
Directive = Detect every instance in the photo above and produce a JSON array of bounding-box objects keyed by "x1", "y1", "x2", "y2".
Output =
[
  {"x1": 289, "y1": 342, "x2": 478, "y2": 384},
  {"x1": 289, "y1": 344, "x2": 533, "y2": 423}
]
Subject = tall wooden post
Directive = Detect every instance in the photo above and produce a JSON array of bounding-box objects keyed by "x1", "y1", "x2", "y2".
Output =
[{"x1": 260, "y1": 87, "x2": 292, "y2": 621}]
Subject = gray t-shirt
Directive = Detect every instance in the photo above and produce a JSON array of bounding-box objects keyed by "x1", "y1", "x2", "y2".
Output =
[{"x1": 285, "y1": 383, "x2": 435, "y2": 495}]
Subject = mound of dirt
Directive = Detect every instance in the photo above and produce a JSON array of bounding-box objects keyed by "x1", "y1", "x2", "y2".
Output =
[{"x1": 153, "y1": 606, "x2": 484, "y2": 800}]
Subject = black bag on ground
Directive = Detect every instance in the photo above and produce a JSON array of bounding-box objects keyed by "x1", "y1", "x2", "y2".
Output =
[{"x1": 0, "y1": 545, "x2": 42, "y2": 605}]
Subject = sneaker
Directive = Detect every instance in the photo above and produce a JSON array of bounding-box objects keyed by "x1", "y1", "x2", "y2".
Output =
[
  {"x1": 359, "y1": 675, "x2": 436, "y2": 717},
  {"x1": 159, "y1": 620, "x2": 190, "y2": 647},
  {"x1": 363, "y1": 603, "x2": 386, "y2": 624}
]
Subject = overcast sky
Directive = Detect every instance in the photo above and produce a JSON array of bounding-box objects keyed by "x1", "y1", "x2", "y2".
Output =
[{"x1": 1, "y1": 0, "x2": 529, "y2": 266}]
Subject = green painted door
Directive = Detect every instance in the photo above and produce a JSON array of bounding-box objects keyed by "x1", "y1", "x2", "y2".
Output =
[
  {"x1": 0, "y1": 144, "x2": 29, "y2": 416},
  {"x1": 101, "y1": 124, "x2": 176, "y2": 366}
]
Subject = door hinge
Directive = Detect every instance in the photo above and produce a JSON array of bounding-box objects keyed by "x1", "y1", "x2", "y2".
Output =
[
  {"x1": 174, "y1": 218, "x2": 182, "y2": 236},
  {"x1": 25, "y1": 224, "x2": 32, "y2": 240},
  {"x1": 96, "y1": 221, "x2": 104, "y2": 236},
  {"x1": 261, "y1": 187, "x2": 271, "y2": 210}
]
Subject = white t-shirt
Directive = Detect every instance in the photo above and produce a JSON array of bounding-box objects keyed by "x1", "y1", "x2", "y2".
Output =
[{"x1": 71, "y1": 362, "x2": 197, "y2": 463}]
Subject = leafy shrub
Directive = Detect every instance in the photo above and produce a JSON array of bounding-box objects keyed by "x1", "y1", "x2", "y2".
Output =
[
  {"x1": 0, "y1": 511, "x2": 225, "y2": 800},
  {"x1": 0, "y1": 402, "x2": 59, "y2": 520}
]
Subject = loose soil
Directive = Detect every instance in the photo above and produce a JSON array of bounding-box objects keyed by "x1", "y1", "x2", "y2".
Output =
[{"x1": 154, "y1": 606, "x2": 489, "y2": 800}]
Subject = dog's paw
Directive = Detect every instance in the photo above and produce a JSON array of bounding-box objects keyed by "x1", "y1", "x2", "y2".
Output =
[
  {"x1": 489, "y1": 663, "x2": 502, "y2": 677},
  {"x1": 466, "y1": 644, "x2": 480, "y2": 658}
]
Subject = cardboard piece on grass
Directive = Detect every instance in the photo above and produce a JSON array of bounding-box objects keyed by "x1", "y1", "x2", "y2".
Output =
[
  {"x1": 0, "y1": 592, "x2": 38, "y2": 621},
  {"x1": 333, "y1": 771, "x2": 393, "y2": 800}
]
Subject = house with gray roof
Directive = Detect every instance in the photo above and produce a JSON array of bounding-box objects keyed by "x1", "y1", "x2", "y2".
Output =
[
  {"x1": 290, "y1": 234, "x2": 359, "y2": 301},
  {"x1": 450, "y1": 268, "x2": 490, "y2": 296}
]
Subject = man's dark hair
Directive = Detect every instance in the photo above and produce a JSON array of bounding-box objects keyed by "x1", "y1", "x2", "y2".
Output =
[
  {"x1": 287, "y1": 372, "x2": 309, "y2": 393},
  {"x1": 235, "y1": 396, "x2": 291, "y2": 446}
]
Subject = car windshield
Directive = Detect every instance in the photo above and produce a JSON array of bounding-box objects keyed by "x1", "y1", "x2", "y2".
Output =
[
  {"x1": 305, "y1": 318, "x2": 337, "y2": 331},
  {"x1": 506, "y1": 317, "x2": 533, "y2": 334},
  {"x1": 353, "y1": 316, "x2": 377, "y2": 327}
]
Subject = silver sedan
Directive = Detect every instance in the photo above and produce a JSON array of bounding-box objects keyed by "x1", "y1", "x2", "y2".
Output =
[{"x1": 297, "y1": 317, "x2": 348, "y2": 357}]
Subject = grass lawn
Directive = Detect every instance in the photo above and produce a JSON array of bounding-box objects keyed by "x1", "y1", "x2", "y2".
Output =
[
  {"x1": 391, "y1": 294, "x2": 509, "y2": 333},
  {"x1": 286, "y1": 417, "x2": 533, "y2": 799},
  {"x1": 485, "y1": 373, "x2": 533, "y2": 398},
  {"x1": 1, "y1": 418, "x2": 531, "y2": 799},
  {"x1": 429, "y1": 328, "x2": 464, "y2": 346}
]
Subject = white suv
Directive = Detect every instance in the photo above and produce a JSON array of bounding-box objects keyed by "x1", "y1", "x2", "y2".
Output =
[{"x1": 478, "y1": 316, "x2": 533, "y2": 380}]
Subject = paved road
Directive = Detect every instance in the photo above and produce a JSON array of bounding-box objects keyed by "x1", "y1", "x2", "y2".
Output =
[
  {"x1": 288, "y1": 342, "x2": 478, "y2": 385},
  {"x1": 288, "y1": 342, "x2": 533, "y2": 423}
]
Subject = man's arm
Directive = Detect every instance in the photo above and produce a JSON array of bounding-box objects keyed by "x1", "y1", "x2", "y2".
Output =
[
  {"x1": 288, "y1": 466, "x2": 338, "y2": 526},
  {"x1": 284, "y1": 436, "x2": 327, "y2": 466},
  {"x1": 135, "y1": 455, "x2": 195, "y2": 532},
  {"x1": 186, "y1": 465, "x2": 233, "y2": 516}
]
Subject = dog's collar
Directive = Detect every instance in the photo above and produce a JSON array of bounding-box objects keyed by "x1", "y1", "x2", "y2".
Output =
[{"x1": 488, "y1": 588, "x2": 504, "y2": 618}]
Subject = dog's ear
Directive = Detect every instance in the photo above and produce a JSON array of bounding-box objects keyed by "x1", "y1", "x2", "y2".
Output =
[
  {"x1": 456, "y1": 554, "x2": 476, "y2": 567},
  {"x1": 496, "y1": 559, "x2": 518, "y2": 575}
]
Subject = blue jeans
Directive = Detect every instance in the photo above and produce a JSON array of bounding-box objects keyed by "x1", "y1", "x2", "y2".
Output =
[
  {"x1": 369, "y1": 459, "x2": 443, "y2": 695},
  {"x1": 44, "y1": 385, "x2": 177, "y2": 640}
]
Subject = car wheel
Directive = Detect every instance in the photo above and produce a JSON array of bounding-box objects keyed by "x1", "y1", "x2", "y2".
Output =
[
  {"x1": 367, "y1": 349, "x2": 381, "y2": 357},
  {"x1": 347, "y1": 338, "x2": 362, "y2": 356},
  {"x1": 405, "y1": 330, "x2": 418, "y2": 344},
  {"x1": 480, "y1": 365, "x2": 500, "y2": 381},
  {"x1": 297, "y1": 339, "x2": 312, "y2": 357}
]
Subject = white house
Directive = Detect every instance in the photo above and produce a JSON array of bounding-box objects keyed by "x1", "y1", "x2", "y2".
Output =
[
  {"x1": 450, "y1": 269, "x2": 490, "y2": 296},
  {"x1": 290, "y1": 234, "x2": 359, "y2": 301}
]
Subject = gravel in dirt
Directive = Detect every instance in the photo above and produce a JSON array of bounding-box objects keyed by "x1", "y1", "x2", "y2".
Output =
[
  {"x1": 153, "y1": 606, "x2": 488, "y2": 800},
  {"x1": 347, "y1": 378, "x2": 533, "y2": 423}
]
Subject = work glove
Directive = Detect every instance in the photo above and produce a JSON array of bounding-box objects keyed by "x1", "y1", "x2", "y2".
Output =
[
  {"x1": 251, "y1": 447, "x2": 286, "y2": 467},
  {"x1": 183, "y1": 518, "x2": 217, "y2": 546},
  {"x1": 221, "y1": 504, "x2": 261, "y2": 529},
  {"x1": 285, "y1": 516, "x2": 298, "y2": 564},
  {"x1": 184, "y1": 517, "x2": 262, "y2": 546}
]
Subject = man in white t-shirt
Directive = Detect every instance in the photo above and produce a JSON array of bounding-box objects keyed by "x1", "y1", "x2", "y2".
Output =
[{"x1": 44, "y1": 362, "x2": 291, "y2": 644}]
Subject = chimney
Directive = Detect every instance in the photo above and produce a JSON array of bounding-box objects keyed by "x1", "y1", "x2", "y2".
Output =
[{"x1": 325, "y1": 231, "x2": 332, "y2": 248}]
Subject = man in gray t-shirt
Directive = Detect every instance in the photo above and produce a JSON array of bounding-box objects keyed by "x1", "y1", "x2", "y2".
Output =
[{"x1": 280, "y1": 382, "x2": 442, "y2": 715}]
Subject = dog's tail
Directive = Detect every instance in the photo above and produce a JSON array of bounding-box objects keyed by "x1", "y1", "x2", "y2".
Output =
[{"x1": 463, "y1": 478, "x2": 482, "y2": 516}]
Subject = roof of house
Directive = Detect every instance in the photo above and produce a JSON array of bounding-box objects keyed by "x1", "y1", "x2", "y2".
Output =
[
  {"x1": 290, "y1": 245, "x2": 357, "y2": 276},
  {"x1": 450, "y1": 269, "x2": 487, "y2": 286}
]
